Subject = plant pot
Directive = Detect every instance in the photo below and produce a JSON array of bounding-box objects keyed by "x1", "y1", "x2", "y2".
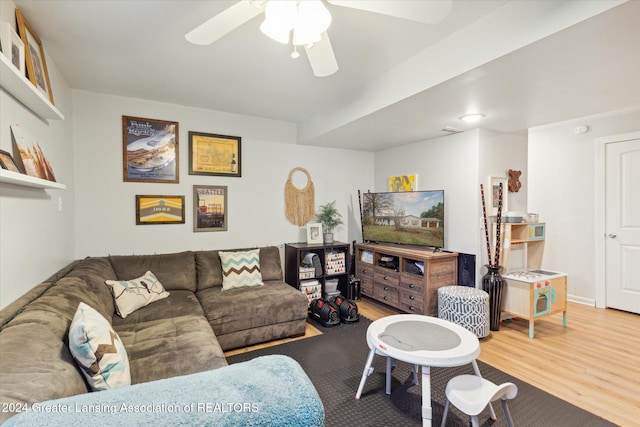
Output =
[
  {"x1": 482, "y1": 264, "x2": 504, "y2": 331},
  {"x1": 323, "y1": 233, "x2": 333, "y2": 244}
]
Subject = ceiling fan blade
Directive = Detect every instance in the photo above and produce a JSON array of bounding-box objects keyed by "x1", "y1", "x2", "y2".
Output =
[
  {"x1": 327, "y1": 0, "x2": 453, "y2": 24},
  {"x1": 305, "y1": 32, "x2": 339, "y2": 77},
  {"x1": 185, "y1": 1, "x2": 263, "y2": 45}
]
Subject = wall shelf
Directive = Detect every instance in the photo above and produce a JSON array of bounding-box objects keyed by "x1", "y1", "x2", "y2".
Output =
[
  {"x1": 0, "y1": 52, "x2": 64, "y2": 121},
  {"x1": 0, "y1": 169, "x2": 66, "y2": 189}
]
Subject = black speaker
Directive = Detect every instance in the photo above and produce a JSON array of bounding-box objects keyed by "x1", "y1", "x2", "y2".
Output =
[
  {"x1": 309, "y1": 298, "x2": 340, "y2": 327},
  {"x1": 333, "y1": 295, "x2": 359, "y2": 323}
]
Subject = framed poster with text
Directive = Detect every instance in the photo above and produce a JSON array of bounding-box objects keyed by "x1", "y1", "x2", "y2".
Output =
[
  {"x1": 193, "y1": 185, "x2": 227, "y2": 232},
  {"x1": 123, "y1": 116, "x2": 179, "y2": 183},
  {"x1": 188, "y1": 132, "x2": 241, "y2": 177}
]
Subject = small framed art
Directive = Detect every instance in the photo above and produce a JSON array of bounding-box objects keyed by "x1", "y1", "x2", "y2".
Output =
[
  {"x1": 193, "y1": 185, "x2": 227, "y2": 232},
  {"x1": 306, "y1": 223, "x2": 323, "y2": 244},
  {"x1": 488, "y1": 176, "x2": 508, "y2": 215},
  {"x1": 0, "y1": 22, "x2": 25, "y2": 76},
  {"x1": 0, "y1": 149, "x2": 23, "y2": 173},
  {"x1": 16, "y1": 9, "x2": 53, "y2": 104},
  {"x1": 135, "y1": 195, "x2": 185, "y2": 225},
  {"x1": 188, "y1": 132, "x2": 241, "y2": 177},
  {"x1": 123, "y1": 116, "x2": 179, "y2": 183}
]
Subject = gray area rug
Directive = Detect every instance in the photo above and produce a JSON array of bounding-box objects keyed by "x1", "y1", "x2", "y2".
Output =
[{"x1": 227, "y1": 317, "x2": 616, "y2": 427}]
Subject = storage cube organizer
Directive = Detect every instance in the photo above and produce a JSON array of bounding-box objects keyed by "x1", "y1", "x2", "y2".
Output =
[{"x1": 438, "y1": 286, "x2": 490, "y2": 338}]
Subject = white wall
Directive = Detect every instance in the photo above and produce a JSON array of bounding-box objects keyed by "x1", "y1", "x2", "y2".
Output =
[
  {"x1": 478, "y1": 129, "x2": 528, "y2": 270},
  {"x1": 374, "y1": 130, "x2": 480, "y2": 255},
  {"x1": 72, "y1": 90, "x2": 374, "y2": 257},
  {"x1": 0, "y1": 1, "x2": 76, "y2": 308},
  {"x1": 374, "y1": 129, "x2": 528, "y2": 285},
  {"x1": 528, "y1": 107, "x2": 640, "y2": 304}
]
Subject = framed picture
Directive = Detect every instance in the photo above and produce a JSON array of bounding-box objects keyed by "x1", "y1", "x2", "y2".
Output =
[
  {"x1": 0, "y1": 149, "x2": 23, "y2": 173},
  {"x1": 306, "y1": 223, "x2": 323, "y2": 244},
  {"x1": 1, "y1": 22, "x2": 25, "y2": 76},
  {"x1": 16, "y1": 9, "x2": 53, "y2": 104},
  {"x1": 388, "y1": 174, "x2": 417, "y2": 192},
  {"x1": 488, "y1": 176, "x2": 508, "y2": 215},
  {"x1": 136, "y1": 195, "x2": 185, "y2": 225},
  {"x1": 188, "y1": 131, "x2": 241, "y2": 177},
  {"x1": 193, "y1": 185, "x2": 227, "y2": 232},
  {"x1": 123, "y1": 116, "x2": 179, "y2": 183}
]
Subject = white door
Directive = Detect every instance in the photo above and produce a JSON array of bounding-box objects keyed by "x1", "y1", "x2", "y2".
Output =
[{"x1": 605, "y1": 137, "x2": 640, "y2": 313}]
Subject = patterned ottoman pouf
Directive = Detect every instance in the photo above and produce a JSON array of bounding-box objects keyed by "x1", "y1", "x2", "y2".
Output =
[{"x1": 438, "y1": 286, "x2": 490, "y2": 338}]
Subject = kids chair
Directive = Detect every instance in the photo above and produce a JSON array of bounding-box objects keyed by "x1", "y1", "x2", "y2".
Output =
[{"x1": 440, "y1": 374, "x2": 518, "y2": 427}]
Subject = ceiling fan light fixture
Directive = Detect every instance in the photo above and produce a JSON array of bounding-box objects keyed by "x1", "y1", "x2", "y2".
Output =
[
  {"x1": 297, "y1": 0, "x2": 332, "y2": 35},
  {"x1": 260, "y1": 20, "x2": 291, "y2": 44}
]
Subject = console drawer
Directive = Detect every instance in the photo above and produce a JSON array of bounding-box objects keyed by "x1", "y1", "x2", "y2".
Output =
[
  {"x1": 360, "y1": 276, "x2": 374, "y2": 297},
  {"x1": 374, "y1": 282, "x2": 399, "y2": 306},
  {"x1": 400, "y1": 273, "x2": 424, "y2": 293},
  {"x1": 355, "y1": 260, "x2": 374, "y2": 279}
]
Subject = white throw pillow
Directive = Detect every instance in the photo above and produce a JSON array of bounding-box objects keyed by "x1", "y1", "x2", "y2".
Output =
[
  {"x1": 68, "y1": 302, "x2": 131, "y2": 391},
  {"x1": 219, "y1": 249, "x2": 264, "y2": 291},
  {"x1": 105, "y1": 271, "x2": 170, "y2": 318}
]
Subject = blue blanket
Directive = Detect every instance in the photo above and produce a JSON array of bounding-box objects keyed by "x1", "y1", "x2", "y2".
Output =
[{"x1": 4, "y1": 355, "x2": 323, "y2": 426}]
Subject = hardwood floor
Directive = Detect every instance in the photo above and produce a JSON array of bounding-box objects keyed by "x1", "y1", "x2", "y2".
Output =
[
  {"x1": 358, "y1": 298, "x2": 640, "y2": 427},
  {"x1": 224, "y1": 298, "x2": 639, "y2": 426}
]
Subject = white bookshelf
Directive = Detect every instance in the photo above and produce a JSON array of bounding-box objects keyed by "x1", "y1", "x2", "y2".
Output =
[
  {"x1": 0, "y1": 169, "x2": 66, "y2": 189},
  {"x1": 0, "y1": 52, "x2": 64, "y2": 121}
]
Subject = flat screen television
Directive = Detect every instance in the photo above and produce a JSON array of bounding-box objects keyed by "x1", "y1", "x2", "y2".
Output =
[{"x1": 360, "y1": 190, "x2": 445, "y2": 249}]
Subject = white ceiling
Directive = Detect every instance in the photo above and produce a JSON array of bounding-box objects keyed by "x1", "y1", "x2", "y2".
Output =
[{"x1": 10, "y1": 0, "x2": 640, "y2": 151}]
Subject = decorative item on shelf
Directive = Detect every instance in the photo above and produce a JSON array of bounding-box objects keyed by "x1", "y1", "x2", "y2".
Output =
[
  {"x1": 306, "y1": 222, "x2": 323, "y2": 244},
  {"x1": 508, "y1": 169, "x2": 522, "y2": 192},
  {"x1": 314, "y1": 201, "x2": 343, "y2": 244},
  {"x1": 15, "y1": 9, "x2": 54, "y2": 104},
  {"x1": 10, "y1": 124, "x2": 56, "y2": 181},
  {"x1": 0, "y1": 22, "x2": 25, "y2": 76},
  {"x1": 285, "y1": 167, "x2": 315, "y2": 226},
  {"x1": 480, "y1": 181, "x2": 505, "y2": 331},
  {"x1": 0, "y1": 149, "x2": 24, "y2": 173}
]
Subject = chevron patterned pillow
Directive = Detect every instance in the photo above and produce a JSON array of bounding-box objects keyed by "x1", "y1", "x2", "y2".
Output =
[
  {"x1": 69, "y1": 302, "x2": 131, "y2": 391},
  {"x1": 219, "y1": 249, "x2": 264, "y2": 291}
]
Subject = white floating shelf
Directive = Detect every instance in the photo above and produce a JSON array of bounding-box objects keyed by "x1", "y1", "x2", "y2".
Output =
[
  {"x1": 0, "y1": 52, "x2": 64, "y2": 121},
  {"x1": 0, "y1": 169, "x2": 66, "y2": 189}
]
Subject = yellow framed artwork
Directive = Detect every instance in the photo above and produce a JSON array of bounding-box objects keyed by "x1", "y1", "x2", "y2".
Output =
[
  {"x1": 388, "y1": 174, "x2": 417, "y2": 192},
  {"x1": 135, "y1": 195, "x2": 185, "y2": 225},
  {"x1": 188, "y1": 132, "x2": 241, "y2": 177}
]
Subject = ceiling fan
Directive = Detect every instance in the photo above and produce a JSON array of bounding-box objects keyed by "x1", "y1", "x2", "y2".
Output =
[{"x1": 185, "y1": 0, "x2": 453, "y2": 77}]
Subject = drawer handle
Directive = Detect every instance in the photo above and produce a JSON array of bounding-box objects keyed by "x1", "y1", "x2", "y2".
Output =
[
  {"x1": 383, "y1": 296, "x2": 388, "y2": 301},
  {"x1": 384, "y1": 286, "x2": 389, "y2": 291},
  {"x1": 409, "y1": 284, "x2": 415, "y2": 288},
  {"x1": 383, "y1": 276, "x2": 389, "y2": 280},
  {"x1": 409, "y1": 295, "x2": 415, "y2": 300},
  {"x1": 410, "y1": 306, "x2": 416, "y2": 311}
]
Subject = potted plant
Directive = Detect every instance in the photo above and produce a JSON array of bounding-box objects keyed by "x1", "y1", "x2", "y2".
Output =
[{"x1": 315, "y1": 201, "x2": 343, "y2": 244}]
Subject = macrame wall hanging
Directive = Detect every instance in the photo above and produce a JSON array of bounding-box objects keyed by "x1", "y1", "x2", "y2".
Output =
[{"x1": 285, "y1": 167, "x2": 315, "y2": 226}]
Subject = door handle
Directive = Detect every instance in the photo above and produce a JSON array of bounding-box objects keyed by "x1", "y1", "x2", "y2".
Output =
[{"x1": 607, "y1": 233, "x2": 617, "y2": 238}]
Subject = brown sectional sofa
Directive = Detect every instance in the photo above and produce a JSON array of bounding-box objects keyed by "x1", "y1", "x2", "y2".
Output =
[{"x1": 0, "y1": 246, "x2": 309, "y2": 424}]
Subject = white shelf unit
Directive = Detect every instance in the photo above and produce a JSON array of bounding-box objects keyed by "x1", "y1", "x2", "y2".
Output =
[
  {"x1": 0, "y1": 52, "x2": 64, "y2": 121},
  {"x1": 0, "y1": 169, "x2": 66, "y2": 189}
]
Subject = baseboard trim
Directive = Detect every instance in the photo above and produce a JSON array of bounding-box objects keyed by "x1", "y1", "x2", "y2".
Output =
[{"x1": 568, "y1": 294, "x2": 595, "y2": 306}]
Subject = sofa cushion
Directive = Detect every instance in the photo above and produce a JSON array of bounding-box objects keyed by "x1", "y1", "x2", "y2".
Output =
[
  {"x1": 69, "y1": 303, "x2": 131, "y2": 391},
  {"x1": 106, "y1": 271, "x2": 170, "y2": 318},
  {"x1": 109, "y1": 251, "x2": 196, "y2": 291},
  {"x1": 111, "y1": 290, "x2": 205, "y2": 326},
  {"x1": 257, "y1": 246, "x2": 284, "y2": 281},
  {"x1": 114, "y1": 313, "x2": 227, "y2": 384},
  {"x1": 194, "y1": 250, "x2": 222, "y2": 290},
  {"x1": 66, "y1": 257, "x2": 118, "y2": 319},
  {"x1": 0, "y1": 323, "x2": 88, "y2": 424},
  {"x1": 197, "y1": 280, "x2": 308, "y2": 337},
  {"x1": 219, "y1": 249, "x2": 264, "y2": 291}
]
